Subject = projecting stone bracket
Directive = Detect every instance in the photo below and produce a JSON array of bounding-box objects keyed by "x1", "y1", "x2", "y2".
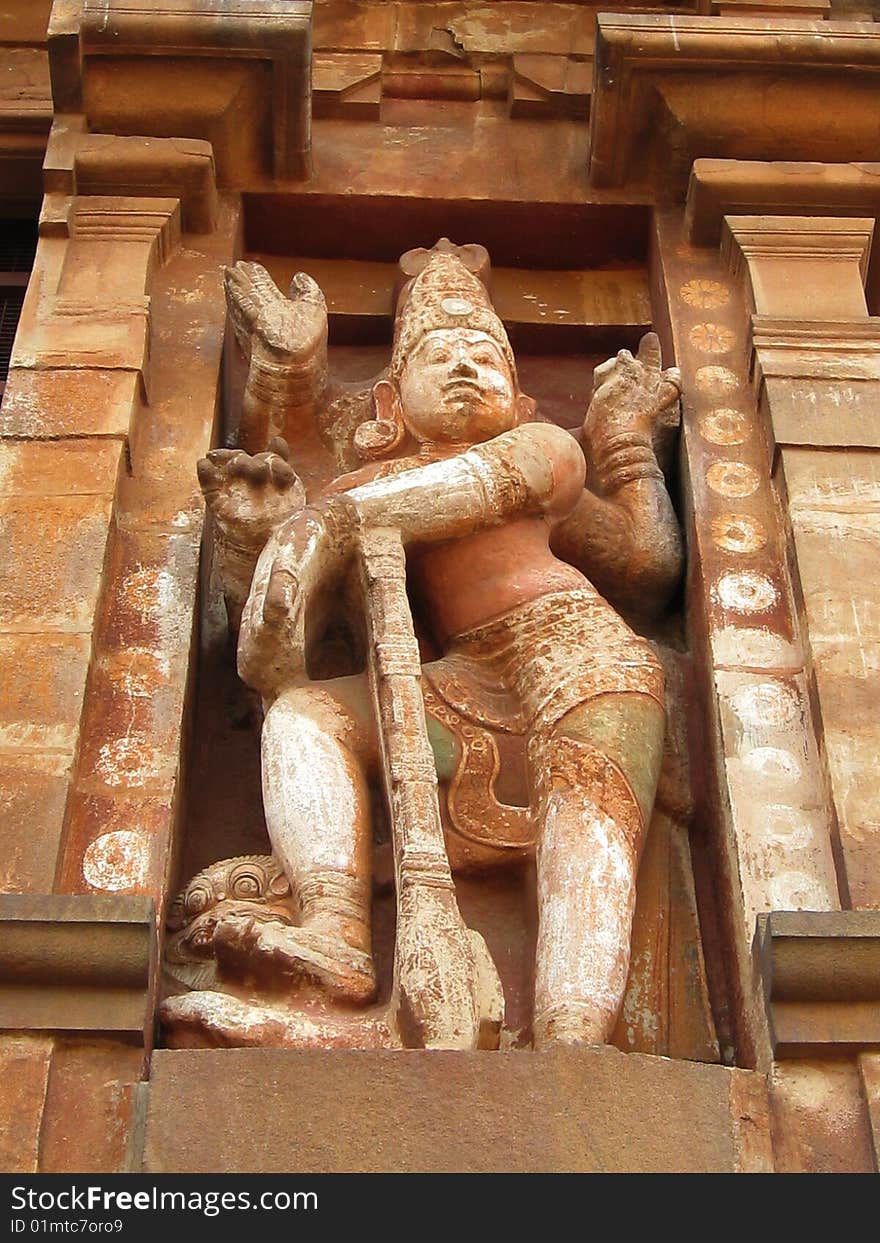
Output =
[
  {"x1": 43, "y1": 120, "x2": 219, "y2": 234},
  {"x1": 0, "y1": 894, "x2": 156, "y2": 1043},
  {"x1": 590, "y1": 15, "x2": 880, "y2": 194},
  {"x1": 47, "y1": 0, "x2": 313, "y2": 185},
  {"x1": 758, "y1": 911, "x2": 880, "y2": 1058}
]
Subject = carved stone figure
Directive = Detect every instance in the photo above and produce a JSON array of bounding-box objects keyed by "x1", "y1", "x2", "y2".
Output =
[{"x1": 161, "y1": 240, "x2": 683, "y2": 1051}]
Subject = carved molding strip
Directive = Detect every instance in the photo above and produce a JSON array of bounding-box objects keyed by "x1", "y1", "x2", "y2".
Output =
[
  {"x1": 0, "y1": 893, "x2": 155, "y2": 1040},
  {"x1": 75, "y1": 0, "x2": 312, "y2": 181},
  {"x1": 758, "y1": 910, "x2": 880, "y2": 1057},
  {"x1": 687, "y1": 159, "x2": 880, "y2": 248},
  {"x1": 591, "y1": 15, "x2": 880, "y2": 190},
  {"x1": 656, "y1": 210, "x2": 842, "y2": 1063},
  {"x1": 43, "y1": 122, "x2": 219, "y2": 234}
]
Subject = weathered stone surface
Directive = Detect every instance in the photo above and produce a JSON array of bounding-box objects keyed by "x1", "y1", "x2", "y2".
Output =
[
  {"x1": 770, "y1": 1058, "x2": 875, "y2": 1172},
  {"x1": 0, "y1": 754, "x2": 71, "y2": 893},
  {"x1": 53, "y1": 203, "x2": 237, "y2": 915},
  {"x1": 0, "y1": 1035, "x2": 52, "y2": 1173},
  {"x1": 0, "y1": 893, "x2": 155, "y2": 1037},
  {"x1": 0, "y1": 369, "x2": 141, "y2": 441},
  {"x1": 0, "y1": 439, "x2": 122, "y2": 496},
  {"x1": 591, "y1": 15, "x2": 880, "y2": 192},
  {"x1": 0, "y1": 633, "x2": 90, "y2": 753},
  {"x1": 79, "y1": 0, "x2": 312, "y2": 183},
  {"x1": 759, "y1": 911, "x2": 880, "y2": 1056},
  {"x1": 144, "y1": 1045, "x2": 770, "y2": 1173},
  {"x1": 39, "y1": 1039, "x2": 145, "y2": 1174},
  {"x1": 656, "y1": 211, "x2": 842, "y2": 1065},
  {"x1": 782, "y1": 446, "x2": 880, "y2": 907},
  {"x1": 0, "y1": 493, "x2": 114, "y2": 632}
]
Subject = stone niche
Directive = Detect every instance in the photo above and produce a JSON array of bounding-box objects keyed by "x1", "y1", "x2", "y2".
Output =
[{"x1": 163, "y1": 195, "x2": 728, "y2": 1067}]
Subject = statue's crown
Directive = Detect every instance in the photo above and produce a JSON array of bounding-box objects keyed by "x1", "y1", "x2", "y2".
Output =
[{"x1": 391, "y1": 250, "x2": 516, "y2": 384}]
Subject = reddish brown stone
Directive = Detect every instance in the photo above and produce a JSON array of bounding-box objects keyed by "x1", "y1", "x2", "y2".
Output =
[
  {"x1": 40, "y1": 1039, "x2": 145, "y2": 1173},
  {"x1": 0, "y1": 754, "x2": 70, "y2": 893},
  {"x1": 0, "y1": 1035, "x2": 53, "y2": 1173},
  {"x1": 0, "y1": 369, "x2": 140, "y2": 441},
  {"x1": 144, "y1": 1045, "x2": 769, "y2": 1173},
  {"x1": 0, "y1": 494, "x2": 114, "y2": 632}
]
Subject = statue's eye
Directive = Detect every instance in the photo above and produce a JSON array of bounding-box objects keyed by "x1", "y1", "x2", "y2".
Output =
[
  {"x1": 427, "y1": 350, "x2": 448, "y2": 364},
  {"x1": 185, "y1": 883, "x2": 212, "y2": 916}
]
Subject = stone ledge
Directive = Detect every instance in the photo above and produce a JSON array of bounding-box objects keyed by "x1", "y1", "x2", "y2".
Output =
[
  {"x1": 0, "y1": 893, "x2": 155, "y2": 1040},
  {"x1": 759, "y1": 910, "x2": 880, "y2": 1057},
  {"x1": 143, "y1": 1044, "x2": 772, "y2": 1173}
]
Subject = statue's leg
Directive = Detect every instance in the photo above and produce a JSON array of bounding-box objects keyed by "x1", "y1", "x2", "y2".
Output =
[
  {"x1": 215, "y1": 678, "x2": 380, "y2": 1003},
  {"x1": 531, "y1": 690, "x2": 666, "y2": 1047}
]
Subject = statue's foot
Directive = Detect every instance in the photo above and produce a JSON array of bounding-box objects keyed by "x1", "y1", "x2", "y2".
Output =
[
  {"x1": 213, "y1": 914, "x2": 377, "y2": 1005},
  {"x1": 160, "y1": 990, "x2": 396, "y2": 1050},
  {"x1": 532, "y1": 1001, "x2": 610, "y2": 1048}
]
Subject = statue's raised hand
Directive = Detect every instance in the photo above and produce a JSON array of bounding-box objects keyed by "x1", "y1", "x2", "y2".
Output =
[
  {"x1": 225, "y1": 262, "x2": 327, "y2": 365},
  {"x1": 197, "y1": 438, "x2": 305, "y2": 554},
  {"x1": 583, "y1": 332, "x2": 681, "y2": 446}
]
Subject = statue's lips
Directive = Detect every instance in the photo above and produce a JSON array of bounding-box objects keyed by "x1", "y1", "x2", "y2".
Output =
[{"x1": 441, "y1": 380, "x2": 486, "y2": 400}]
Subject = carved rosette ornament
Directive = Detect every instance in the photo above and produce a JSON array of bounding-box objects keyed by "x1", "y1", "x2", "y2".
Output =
[{"x1": 161, "y1": 239, "x2": 683, "y2": 1052}]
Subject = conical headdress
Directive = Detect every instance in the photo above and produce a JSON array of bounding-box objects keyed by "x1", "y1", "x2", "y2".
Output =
[{"x1": 390, "y1": 251, "x2": 517, "y2": 386}]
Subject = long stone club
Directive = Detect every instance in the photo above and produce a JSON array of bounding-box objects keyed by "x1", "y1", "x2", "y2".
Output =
[{"x1": 357, "y1": 524, "x2": 504, "y2": 1049}]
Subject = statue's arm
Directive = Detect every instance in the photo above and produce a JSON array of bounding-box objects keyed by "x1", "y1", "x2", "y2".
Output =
[
  {"x1": 225, "y1": 262, "x2": 328, "y2": 453},
  {"x1": 343, "y1": 421, "x2": 586, "y2": 538},
  {"x1": 237, "y1": 423, "x2": 585, "y2": 697},
  {"x1": 550, "y1": 333, "x2": 683, "y2": 618}
]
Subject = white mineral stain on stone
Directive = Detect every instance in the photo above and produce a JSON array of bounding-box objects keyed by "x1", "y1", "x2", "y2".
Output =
[
  {"x1": 743, "y1": 747, "x2": 802, "y2": 782},
  {"x1": 0, "y1": 722, "x2": 77, "y2": 751},
  {"x1": 768, "y1": 870, "x2": 837, "y2": 912},
  {"x1": 96, "y1": 737, "x2": 164, "y2": 787},
  {"x1": 698, "y1": 408, "x2": 751, "y2": 446},
  {"x1": 535, "y1": 795, "x2": 632, "y2": 1024},
  {"x1": 83, "y1": 830, "x2": 149, "y2": 892},
  {"x1": 711, "y1": 512, "x2": 767, "y2": 554},
  {"x1": 761, "y1": 804, "x2": 818, "y2": 850},
  {"x1": 100, "y1": 648, "x2": 169, "y2": 697},
  {"x1": 706, "y1": 460, "x2": 761, "y2": 498},
  {"x1": 711, "y1": 626, "x2": 801, "y2": 669},
  {"x1": 730, "y1": 682, "x2": 799, "y2": 728},
  {"x1": 694, "y1": 365, "x2": 738, "y2": 394},
  {"x1": 714, "y1": 570, "x2": 778, "y2": 613},
  {"x1": 689, "y1": 322, "x2": 736, "y2": 354}
]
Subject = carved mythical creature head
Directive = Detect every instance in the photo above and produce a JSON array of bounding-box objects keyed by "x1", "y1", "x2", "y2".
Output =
[{"x1": 355, "y1": 250, "x2": 536, "y2": 460}]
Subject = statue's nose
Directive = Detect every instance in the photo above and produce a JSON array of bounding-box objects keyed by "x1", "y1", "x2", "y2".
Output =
[{"x1": 450, "y1": 355, "x2": 478, "y2": 378}]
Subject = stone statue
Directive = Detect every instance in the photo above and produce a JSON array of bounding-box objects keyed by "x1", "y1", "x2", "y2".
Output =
[{"x1": 161, "y1": 240, "x2": 683, "y2": 1052}]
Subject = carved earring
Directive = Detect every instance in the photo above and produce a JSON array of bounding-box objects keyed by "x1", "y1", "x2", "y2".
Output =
[{"x1": 355, "y1": 378, "x2": 406, "y2": 461}]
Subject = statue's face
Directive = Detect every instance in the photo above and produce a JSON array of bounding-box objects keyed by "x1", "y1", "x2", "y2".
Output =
[{"x1": 398, "y1": 328, "x2": 518, "y2": 444}]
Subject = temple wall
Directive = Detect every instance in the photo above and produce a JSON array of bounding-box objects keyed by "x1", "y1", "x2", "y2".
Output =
[{"x1": 1, "y1": 0, "x2": 880, "y2": 1173}]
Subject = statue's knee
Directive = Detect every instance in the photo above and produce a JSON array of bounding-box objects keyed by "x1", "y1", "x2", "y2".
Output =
[
  {"x1": 264, "y1": 683, "x2": 374, "y2": 763},
  {"x1": 538, "y1": 692, "x2": 666, "y2": 837}
]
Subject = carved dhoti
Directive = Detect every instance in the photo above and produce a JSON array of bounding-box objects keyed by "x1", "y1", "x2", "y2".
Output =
[{"x1": 421, "y1": 587, "x2": 665, "y2": 860}]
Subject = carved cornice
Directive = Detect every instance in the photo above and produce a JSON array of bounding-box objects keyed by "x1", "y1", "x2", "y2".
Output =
[
  {"x1": 722, "y1": 216, "x2": 873, "y2": 277},
  {"x1": 723, "y1": 214, "x2": 873, "y2": 319},
  {"x1": 47, "y1": 0, "x2": 312, "y2": 183},
  {"x1": 9, "y1": 194, "x2": 181, "y2": 393},
  {"x1": 590, "y1": 14, "x2": 880, "y2": 193},
  {"x1": 0, "y1": 894, "x2": 155, "y2": 1040},
  {"x1": 758, "y1": 911, "x2": 880, "y2": 1057},
  {"x1": 43, "y1": 123, "x2": 219, "y2": 233},
  {"x1": 0, "y1": 46, "x2": 52, "y2": 203},
  {"x1": 751, "y1": 316, "x2": 880, "y2": 397},
  {"x1": 687, "y1": 160, "x2": 880, "y2": 247}
]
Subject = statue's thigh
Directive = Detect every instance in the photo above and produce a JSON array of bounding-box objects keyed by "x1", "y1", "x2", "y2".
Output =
[
  {"x1": 264, "y1": 675, "x2": 380, "y2": 775},
  {"x1": 548, "y1": 691, "x2": 666, "y2": 831}
]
